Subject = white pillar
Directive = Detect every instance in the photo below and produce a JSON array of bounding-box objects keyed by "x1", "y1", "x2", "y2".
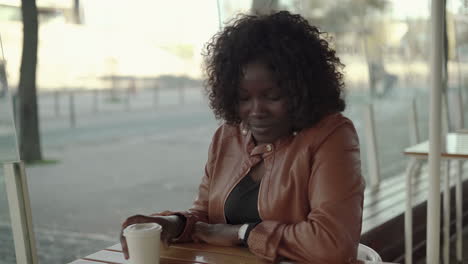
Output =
[
  {"x1": 364, "y1": 104, "x2": 380, "y2": 187},
  {"x1": 455, "y1": 88, "x2": 464, "y2": 262},
  {"x1": 442, "y1": 159, "x2": 450, "y2": 264},
  {"x1": 216, "y1": 0, "x2": 222, "y2": 29},
  {"x1": 409, "y1": 98, "x2": 420, "y2": 145},
  {"x1": 427, "y1": 0, "x2": 444, "y2": 263},
  {"x1": 405, "y1": 158, "x2": 419, "y2": 264}
]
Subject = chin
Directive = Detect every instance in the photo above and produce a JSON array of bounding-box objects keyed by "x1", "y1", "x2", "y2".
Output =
[{"x1": 252, "y1": 134, "x2": 276, "y2": 144}]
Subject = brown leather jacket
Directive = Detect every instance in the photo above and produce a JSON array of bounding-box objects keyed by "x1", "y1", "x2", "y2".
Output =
[{"x1": 168, "y1": 113, "x2": 365, "y2": 263}]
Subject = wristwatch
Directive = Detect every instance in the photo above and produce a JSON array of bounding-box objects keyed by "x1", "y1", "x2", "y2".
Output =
[{"x1": 238, "y1": 224, "x2": 249, "y2": 243}]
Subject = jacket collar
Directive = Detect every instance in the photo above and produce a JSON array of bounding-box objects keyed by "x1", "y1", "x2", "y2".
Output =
[{"x1": 241, "y1": 126, "x2": 297, "y2": 157}]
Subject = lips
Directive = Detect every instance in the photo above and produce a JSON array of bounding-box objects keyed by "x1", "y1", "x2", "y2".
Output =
[{"x1": 249, "y1": 124, "x2": 274, "y2": 134}]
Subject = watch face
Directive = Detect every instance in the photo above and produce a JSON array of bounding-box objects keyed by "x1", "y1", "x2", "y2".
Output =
[{"x1": 238, "y1": 224, "x2": 248, "y2": 240}]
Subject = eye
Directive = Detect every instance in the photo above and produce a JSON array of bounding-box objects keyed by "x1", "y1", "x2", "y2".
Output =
[{"x1": 265, "y1": 93, "x2": 282, "y2": 101}]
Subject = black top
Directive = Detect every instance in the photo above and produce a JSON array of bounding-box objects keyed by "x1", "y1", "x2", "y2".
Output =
[{"x1": 224, "y1": 174, "x2": 262, "y2": 225}]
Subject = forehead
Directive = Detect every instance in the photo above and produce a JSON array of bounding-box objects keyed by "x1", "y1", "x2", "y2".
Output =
[{"x1": 242, "y1": 62, "x2": 275, "y2": 82}]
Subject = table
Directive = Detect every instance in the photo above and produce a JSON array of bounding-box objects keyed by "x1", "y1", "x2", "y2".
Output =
[
  {"x1": 404, "y1": 132, "x2": 468, "y2": 264},
  {"x1": 70, "y1": 243, "x2": 267, "y2": 264},
  {"x1": 404, "y1": 133, "x2": 468, "y2": 158},
  {"x1": 69, "y1": 243, "x2": 396, "y2": 264}
]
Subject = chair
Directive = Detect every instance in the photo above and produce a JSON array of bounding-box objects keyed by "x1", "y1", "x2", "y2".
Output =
[{"x1": 357, "y1": 243, "x2": 382, "y2": 261}]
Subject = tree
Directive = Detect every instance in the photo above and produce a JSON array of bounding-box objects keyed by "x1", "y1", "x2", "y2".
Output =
[
  {"x1": 73, "y1": 0, "x2": 82, "y2": 24},
  {"x1": 251, "y1": 0, "x2": 278, "y2": 14},
  {"x1": 18, "y1": 0, "x2": 42, "y2": 162}
]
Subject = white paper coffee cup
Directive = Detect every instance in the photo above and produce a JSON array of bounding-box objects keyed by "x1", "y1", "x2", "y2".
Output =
[{"x1": 124, "y1": 223, "x2": 162, "y2": 264}]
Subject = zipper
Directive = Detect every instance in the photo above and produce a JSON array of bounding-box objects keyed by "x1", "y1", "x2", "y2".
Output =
[
  {"x1": 257, "y1": 162, "x2": 269, "y2": 221},
  {"x1": 258, "y1": 153, "x2": 275, "y2": 221},
  {"x1": 257, "y1": 174, "x2": 264, "y2": 221}
]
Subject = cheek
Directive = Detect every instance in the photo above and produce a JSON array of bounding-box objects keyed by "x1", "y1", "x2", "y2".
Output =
[
  {"x1": 238, "y1": 103, "x2": 249, "y2": 119},
  {"x1": 270, "y1": 101, "x2": 289, "y2": 119}
]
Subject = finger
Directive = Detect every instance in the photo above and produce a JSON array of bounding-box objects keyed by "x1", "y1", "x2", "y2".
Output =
[
  {"x1": 123, "y1": 245, "x2": 129, "y2": 259},
  {"x1": 161, "y1": 233, "x2": 170, "y2": 249},
  {"x1": 162, "y1": 240, "x2": 168, "y2": 249},
  {"x1": 195, "y1": 221, "x2": 208, "y2": 227},
  {"x1": 193, "y1": 221, "x2": 205, "y2": 233},
  {"x1": 120, "y1": 236, "x2": 129, "y2": 259},
  {"x1": 122, "y1": 217, "x2": 137, "y2": 229},
  {"x1": 191, "y1": 234, "x2": 200, "y2": 243},
  {"x1": 192, "y1": 230, "x2": 207, "y2": 243},
  {"x1": 194, "y1": 222, "x2": 211, "y2": 237},
  {"x1": 162, "y1": 237, "x2": 170, "y2": 249},
  {"x1": 122, "y1": 214, "x2": 151, "y2": 229},
  {"x1": 122, "y1": 215, "x2": 143, "y2": 228}
]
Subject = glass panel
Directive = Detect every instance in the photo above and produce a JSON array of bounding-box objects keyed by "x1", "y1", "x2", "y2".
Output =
[
  {"x1": 217, "y1": 0, "x2": 253, "y2": 25},
  {"x1": 1, "y1": 1, "x2": 219, "y2": 263},
  {"x1": 0, "y1": 46, "x2": 19, "y2": 163},
  {"x1": 0, "y1": 33, "x2": 18, "y2": 264},
  {"x1": 218, "y1": 0, "x2": 468, "y2": 181},
  {"x1": 3, "y1": 0, "x2": 464, "y2": 262},
  {"x1": 274, "y1": 0, "x2": 435, "y2": 180},
  {"x1": 0, "y1": 170, "x2": 16, "y2": 264},
  {"x1": 448, "y1": 0, "x2": 468, "y2": 128}
]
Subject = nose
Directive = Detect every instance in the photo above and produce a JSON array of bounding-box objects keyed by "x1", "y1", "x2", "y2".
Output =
[{"x1": 250, "y1": 98, "x2": 267, "y2": 118}]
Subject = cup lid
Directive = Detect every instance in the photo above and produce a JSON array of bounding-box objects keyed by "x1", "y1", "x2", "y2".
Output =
[{"x1": 123, "y1": 223, "x2": 162, "y2": 238}]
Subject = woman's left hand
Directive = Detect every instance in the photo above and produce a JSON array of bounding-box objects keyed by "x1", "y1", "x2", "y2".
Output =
[{"x1": 192, "y1": 222, "x2": 241, "y2": 246}]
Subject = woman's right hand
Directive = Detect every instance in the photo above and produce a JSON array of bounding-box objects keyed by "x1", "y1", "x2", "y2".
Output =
[{"x1": 120, "y1": 214, "x2": 184, "y2": 259}]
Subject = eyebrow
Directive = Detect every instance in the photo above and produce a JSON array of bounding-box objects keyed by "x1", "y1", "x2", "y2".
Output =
[
  {"x1": 238, "y1": 86, "x2": 279, "y2": 93},
  {"x1": 240, "y1": 79, "x2": 277, "y2": 85}
]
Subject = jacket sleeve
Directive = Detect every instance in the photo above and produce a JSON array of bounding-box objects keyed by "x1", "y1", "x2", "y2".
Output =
[{"x1": 247, "y1": 122, "x2": 365, "y2": 263}]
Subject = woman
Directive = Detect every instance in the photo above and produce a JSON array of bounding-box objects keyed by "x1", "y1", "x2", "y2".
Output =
[{"x1": 121, "y1": 11, "x2": 365, "y2": 263}]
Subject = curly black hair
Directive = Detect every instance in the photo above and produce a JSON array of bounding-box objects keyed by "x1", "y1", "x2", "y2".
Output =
[{"x1": 203, "y1": 11, "x2": 346, "y2": 130}]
